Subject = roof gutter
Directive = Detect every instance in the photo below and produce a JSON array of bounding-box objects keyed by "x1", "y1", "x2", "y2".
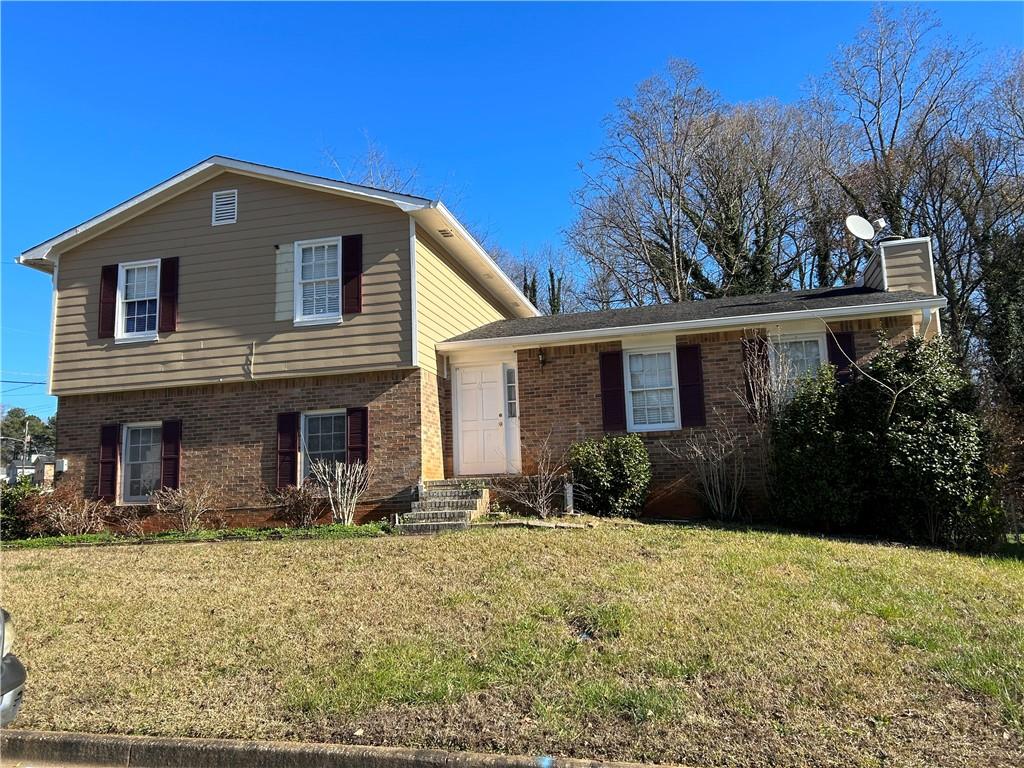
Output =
[{"x1": 436, "y1": 296, "x2": 947, "y2": 352}]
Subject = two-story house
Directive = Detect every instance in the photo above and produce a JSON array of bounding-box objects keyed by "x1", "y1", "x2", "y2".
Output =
[{"x1": 20, "y1": 157, "x2": 947, "y2": 524}]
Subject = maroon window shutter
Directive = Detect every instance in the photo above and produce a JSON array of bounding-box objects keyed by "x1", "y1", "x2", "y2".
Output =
[
  {"x1": 160, "y1": 420, "x2": 182, "y2": 489},
  {"x1": 346, "y1": 407, "x2": 369, "y2": 464},
  {"x1": 276, "y1": 412, "x2": 300, "y2": 488},
  {"x1": 676, "y1": 344, "x2": 706, "y2": 428},
  {"x1": 98, "y1": 265, "x2": 118, "y2": 339},
  {"x1": 158, "y1": 257, "x2": 179, "y2": 333},
  {"x1": 98, "y1": 423, "x2": 120, "y2": 501},
  {"x1": 342, "y1": 234, "x2": 363, "y2": 314},
  {"x1": 827, "y1": 332, "x2": 857, "y2": 384},
  {"x1": 599, "y1": 350, "x2": 627, "y2": 432},
  {"x1": 741, "y1": 335, "x2": 770, "y2": 420}
]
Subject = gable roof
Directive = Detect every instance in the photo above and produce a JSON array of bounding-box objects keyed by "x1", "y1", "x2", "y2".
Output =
[
  {"x1": 18, "y1": 156, "x2": 539, "y2": 319},
  {"x1": 438, "y1": 286, "x2": 946, "y2": 350}
]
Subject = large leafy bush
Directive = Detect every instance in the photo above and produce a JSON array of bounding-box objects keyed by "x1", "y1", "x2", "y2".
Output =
[
  {"x1": 1, "y1": 477, "x2": 39, "y2": 540},
  {"x1": 771, "y1": 334, "x2": 1002, "y2": 551},
  {"x1": 568, "y1": 434, "x2": 651, "y2": 517}
]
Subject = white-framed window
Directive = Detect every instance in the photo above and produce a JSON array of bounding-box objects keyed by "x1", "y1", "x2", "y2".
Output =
[
  {"x1": 122, "y1": 422, "x2": 162, "y2": 502},
  {"x1": 505, "y1": 367, "x2": 518, "y2": 419},
  {"x1": 116, "y1": 259, "x2": 160, "y2": 342},
  {"x1": 772, "y1": 334, "x2": 827, "y2": 393},
  {"x1": 293, "y1": 237, "x2": 342, "y2": 325},
  {"x1": 623, "y1": 347, "x2": 679, "y2": 432},
  {"x1": 301, "y1": 409, "x2": 347, "y2": 479},
  {"x1": 211, "y1": 189, "x2": 237, "y2": 225}
]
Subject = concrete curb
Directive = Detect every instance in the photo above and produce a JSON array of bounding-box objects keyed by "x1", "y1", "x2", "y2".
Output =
[{"x1": 0, "y1": 730, "x2": 684, "y2": 768}]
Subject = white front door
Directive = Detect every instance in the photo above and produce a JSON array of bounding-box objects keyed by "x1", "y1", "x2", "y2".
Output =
[{"x1": 456, "y1": 364, "x2": 506, "y2": 475}]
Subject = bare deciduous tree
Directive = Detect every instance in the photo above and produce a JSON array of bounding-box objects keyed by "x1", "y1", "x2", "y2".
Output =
[
  {"x1": 309, "y1": 459, "x2": 374, "y2": 526},
  {"x1": 495, "y1": 435, "x2": 567, "y2": 519}
]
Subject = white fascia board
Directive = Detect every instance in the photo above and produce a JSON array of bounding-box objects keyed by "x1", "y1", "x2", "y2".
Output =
[
  {"x1": 18, "y1": 156, "x2": 433, "y2": 270},
  {"x1": 426, "y1": 201, "x2": 541, "y2": 318},
  {"x1": 435, "y1": 296, "x2": 948, "y2": 352}
]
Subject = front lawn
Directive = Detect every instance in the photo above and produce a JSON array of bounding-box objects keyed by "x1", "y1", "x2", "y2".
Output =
[{"x1": 2, "y1": 525, "x2": 1022, "y2": 767}]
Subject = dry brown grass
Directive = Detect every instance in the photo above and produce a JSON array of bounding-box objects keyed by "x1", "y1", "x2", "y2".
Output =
[{"x1": 2, "y1": 525, "x2": 1022, "y2": 767}]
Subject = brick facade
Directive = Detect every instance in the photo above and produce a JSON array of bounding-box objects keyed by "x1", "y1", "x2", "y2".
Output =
[
  {"x1": 57, "y1": 368, "x2": 426, "y2": 527},
  {"x1": 53, "y1": 314, "x2": 920, "y2": 529},
  {"x1": 513, "y1": 315, "x2": 919, "y2": 518}
]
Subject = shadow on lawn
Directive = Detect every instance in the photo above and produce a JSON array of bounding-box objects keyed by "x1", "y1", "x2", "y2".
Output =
[{"x1": 649, "y1": 517, "x2": 1024, "y2": 561}]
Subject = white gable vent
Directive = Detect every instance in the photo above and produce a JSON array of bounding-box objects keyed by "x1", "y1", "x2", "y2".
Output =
[{"x1": 212, "y1": 189, "x2": 237, "y2": 225}]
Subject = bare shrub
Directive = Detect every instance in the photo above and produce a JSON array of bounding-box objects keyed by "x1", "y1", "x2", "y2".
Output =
[
  {"x1": 309, "y1": 460, "x2": 374, "y2": 525},
  {"x1": 672, "y1": 419, "x2": 748, "y2": 522},
  {"x1": 267, "y1": 483, "x2": 325, "y2": 528},
  {"x1": 24, "y1": 481, "x2": 107, "y2": 536},
  {"x1": 151, "y1": 483, "x2": 222, "y2": 534},
  {"x1": 496, "y1": 436, "x2": 567, "y2": 519},
  {"x1": 104, "y1": 505, "x2": 152, "y2": 538}
]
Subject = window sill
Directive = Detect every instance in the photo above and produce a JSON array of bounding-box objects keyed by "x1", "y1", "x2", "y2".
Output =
[
  {"x1": 293, "y1": 316, "x2": 343, "y2": 327},
  {"x1": 627, "y1": 424, "x2": 681, "y2": 435},
  {"x1": 114, "y1": 334, "x2": 159, "y2": 345}
]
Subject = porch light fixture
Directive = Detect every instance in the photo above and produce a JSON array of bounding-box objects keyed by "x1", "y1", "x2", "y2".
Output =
[{"x1": 538, "y1": 348, "x2": 546, "y2": 367}]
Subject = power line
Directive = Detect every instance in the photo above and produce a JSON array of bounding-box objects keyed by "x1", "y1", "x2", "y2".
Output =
[{"x1": 0, "y1": 380, "x2": 47, "y2": 385}]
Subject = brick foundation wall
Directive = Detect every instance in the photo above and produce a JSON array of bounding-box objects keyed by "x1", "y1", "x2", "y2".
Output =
[
  {"x1": 513, "y1": 315, "x2": 919, "y2": 518},
  {"x1": 56, "y1": 368, "x2": 426, "y2": 528}
]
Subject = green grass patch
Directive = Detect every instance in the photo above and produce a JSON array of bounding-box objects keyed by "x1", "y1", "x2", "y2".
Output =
[
  {"x1": 1, "y1": 521, "x2": 390, "y2": 550},
  {"x1": 2, "y1": 524, "x2": 1021, "y2": 765}
]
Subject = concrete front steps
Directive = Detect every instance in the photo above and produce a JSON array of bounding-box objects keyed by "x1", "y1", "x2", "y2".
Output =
[{"x1": 393, "y1": 479, "x2": 490, "y2": 535}]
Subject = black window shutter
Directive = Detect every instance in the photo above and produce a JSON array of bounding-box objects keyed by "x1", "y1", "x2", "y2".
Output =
[
  {"x1": 346, "y1": 407, "x2": 369, "y2": 464},
  {"x1": 98, "y1": 265, "x2": 118, "y2": 339},
  {"x1": 158, "y1": 257, "x2": 179, "y2": 333},
  {"x1": 827, "y1": 332, "x2": 857, "y2": 384},
  {"x1": 276, "y1": 412, "x2": 300, "y2": 488},
  {"x1": 599, "y1": 350, "x2": 627, "y2": 432},
  {"x1": 342, "y1": 234, "x2": 363, "y2": 314},
  {"x1": 676, "y1": 344, "x2": 706, "y2": 427},
  {"x1": 98, "y1": 423, "x2": 120, "y2": 501},
  {"x1": 160, "y1": 420, "x2": 182, "y2": 489}
]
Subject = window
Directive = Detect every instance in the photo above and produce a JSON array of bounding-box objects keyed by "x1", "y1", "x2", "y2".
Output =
[
  {"x1": 301, "y1": 410, "x2": 347, "y2": 478},
  {"x1": 774, "y1": 335, "x2": 826, "y2": 393},
  {"x1": 122, "y1": 423, "x2": 161, "y2": 502},
  {"x1": 212, "y1": 190, "x2": 237, "y2": 225},
  {"x1": 505, "y1": 368, "x2": 518, "y2": 418},
  {"x1": 294, "y1": 238, "x2": 342, "y2": 324},
  {"x1": 624, "y1": 349, "x2": 678, "y2": 431},
  {"x1": 116, "y1": 260, "x2": 160, "y2": 341}
]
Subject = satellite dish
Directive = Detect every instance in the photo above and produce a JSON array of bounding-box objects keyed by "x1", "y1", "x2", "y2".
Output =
[{"x1": 845, "y1": 214, "x2": 876, "y2": 241}]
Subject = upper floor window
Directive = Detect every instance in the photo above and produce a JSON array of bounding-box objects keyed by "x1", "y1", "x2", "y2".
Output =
[
  {"x1": 773, "y1": 334, "x2": 826, "y2": 394},
  {"x1": 116, "y1": 259, "x2": 160, "y2": 341},
  {"x1": 624, "y1": 348, "x2": 679, "y2": 432},
  {"x1": 293, "y1": 237, "x2": 342, "y2": 324}
]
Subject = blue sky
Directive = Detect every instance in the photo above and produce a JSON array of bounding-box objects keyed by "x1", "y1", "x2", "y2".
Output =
[{"x1": 2, "y1": 1, "x2": 1021, "y2": 418}]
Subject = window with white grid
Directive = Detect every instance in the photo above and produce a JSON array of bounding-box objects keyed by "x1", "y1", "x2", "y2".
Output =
[
  {"x1": 294, "y1": 238, "x2": 341, "y2": 323},
  {"x1": 774, "y1": 335, "x2": 826, "y2": 395},
  {"x1": 117, "y1": 260, "x2": 160, "y2": 340},
  {"x1": 122, "y1": 423, "x2": 162, "y2": 502},
  {"x1": 301, "y1": 410, "x2": 347, "y2": 479},
  {"x1": 624, "y1": 349, "x2": 678, "y2": 431}
]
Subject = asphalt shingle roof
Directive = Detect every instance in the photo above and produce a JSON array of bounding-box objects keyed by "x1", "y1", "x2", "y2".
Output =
[{"x1": 445, "y1": 286, "x2": 932, "y2": 344}]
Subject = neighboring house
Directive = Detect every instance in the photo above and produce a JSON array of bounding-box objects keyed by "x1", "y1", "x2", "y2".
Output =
[{"x1": 19, "y1": 157, "x2": 946, "y2": 523}]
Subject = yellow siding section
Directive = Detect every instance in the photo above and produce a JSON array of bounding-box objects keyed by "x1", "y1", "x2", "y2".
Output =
[
  {"x1": 52, "y1": 172, "x2": 413, "y2": 394},
  {"x1": 414, "y1": 229, "x2": 513, "y2": 375}
]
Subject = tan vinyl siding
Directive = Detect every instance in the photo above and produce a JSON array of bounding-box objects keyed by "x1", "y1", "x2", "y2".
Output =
[
  {"x1": 52, "y1": 172, "x2": 413, "y2": 394},
  {"x1": 879, "y1": 240, "x2": 934, "y2": 294},
  {"x1": 414, "y1": 228, "x2": 513, "y2": 374}
]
